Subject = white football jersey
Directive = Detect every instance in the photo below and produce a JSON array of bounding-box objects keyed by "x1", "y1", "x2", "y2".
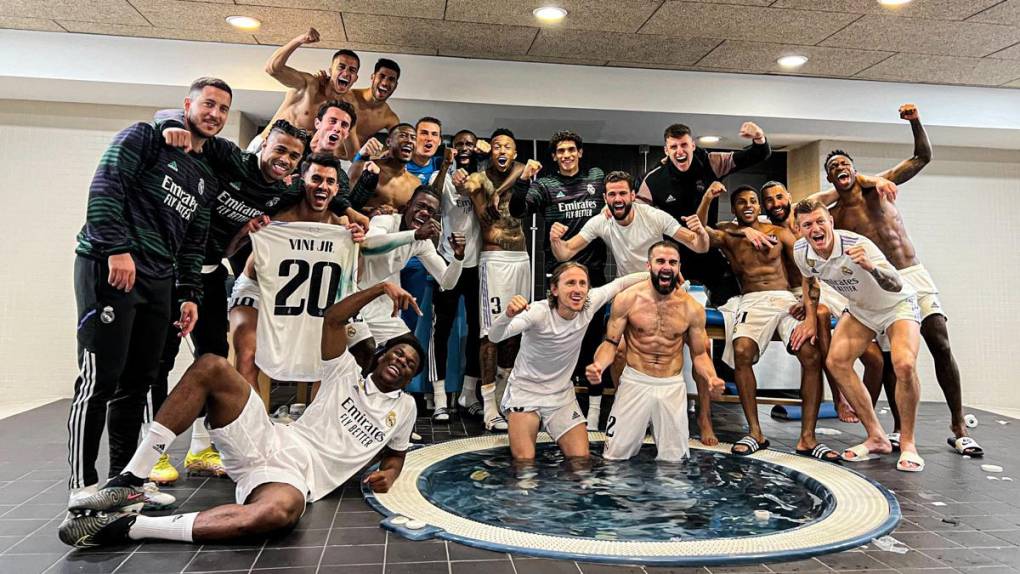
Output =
[
  {"x1": 794, "y1": 230, "x2": 915, "y2": 312},
  {"x1": 285, "y1": 350, "x2": 416, "y2": 502},
  {"x1": 252, "y1": 221, "x2": 358, "y2": 381},
  {"x1": 578, "y1": 203, "x2": 682, "y2": 276}
]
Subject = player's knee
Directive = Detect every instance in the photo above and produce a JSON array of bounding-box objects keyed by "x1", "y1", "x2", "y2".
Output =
[
  {"x1": 733, "y1": 340, "x2": 757, "y2": 367},
  {"x1": 189, "y1": 354, "x2": 231, "y2": 385},
  {"x1": 892, "y1": 357, "x2": 916, "y2": 383},
  {"x1": 922, "y1": 320, "x2": 952, "y2": 356},
  {"x1": 825, "y1": 353, "x2": 850, "y2": 374},
  {"x1": 797, "y1": 344, "x2": 821, "y2": 369},
  {"x1": 255, "y1": 500, "x2": 302, "y2": 533}
]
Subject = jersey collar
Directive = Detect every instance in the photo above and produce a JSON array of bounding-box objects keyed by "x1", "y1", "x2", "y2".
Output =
[{"x1": 364, "y1": 375, "x2": 403, "y2": 399}]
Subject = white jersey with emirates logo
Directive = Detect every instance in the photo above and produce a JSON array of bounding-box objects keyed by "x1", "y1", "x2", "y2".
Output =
[
  {"x1": 284, "y1": 350, "x2": 416, "y2": 502},
  {"x1": 252, "y1": 221, "x2": 358, "y2": 382},
  {"x1": 793, "y1": 230, "x2": 915, "y2": 313}
]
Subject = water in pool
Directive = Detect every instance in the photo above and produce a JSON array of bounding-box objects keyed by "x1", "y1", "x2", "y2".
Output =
[{"x1": 418, "y1": 444, "x2": 830, "y2": 540}]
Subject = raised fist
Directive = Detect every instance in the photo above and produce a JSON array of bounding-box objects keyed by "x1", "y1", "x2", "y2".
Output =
[
  {"x1": 519, "y1": 159, "x2": 543, "y2": 181},
  {"x1": 898, "y1": 103, "x2": 919, "y2": 122},
  {"x1": 414, "y1": 218, "x2": 441, "y2": 241},
  {"x1": 505, "y1": 295, "x2": 529, "y2": 318},
  {"x1": 846, "y1": 245, "x2": 873, "y2": 271},
  {"x1": 474, "y1": 139, "x2": 491, "y2": 155},
  {"x1": 448, "y1": 232, "x2": 466, "y2": 260},
  {"x1": 359, "y1": 137, "x2": 384, "y2": 158},
  {"x1": 739, "y1": 121, "x2": 764, "y2": 142},
  {"x1": 452, "y1": 168, "x2": 469, "y2": 188},
  {"x1": 549, "y1": 221, "x2": 569, "y2": 242},
  {"x1": 301, "y1": 28, "x2": 320, "y2": 45},
  {"x1": 705, "y1": 181, "x2": 726, "y2": 199}
]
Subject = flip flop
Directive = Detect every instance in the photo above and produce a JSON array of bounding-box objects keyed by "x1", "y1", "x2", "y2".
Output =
[
  {"x1": 897, "y1": 450, "x2": 925, "y2": 472},
  {"x1": 842, "y1": 443, "x2": 874, "y2": 462},
  {"x1": 887, "y1": 432, "x2": 901, "y2": 451},
  {"x1": 796, "y1": 443, "x2": 842, "y2": 464},
  {"x1": 732, "y1": 436, "x2": 770, "y2": 456},
  {"x1": 947, "y1": 436, "x2": 984, "y2": 457}
]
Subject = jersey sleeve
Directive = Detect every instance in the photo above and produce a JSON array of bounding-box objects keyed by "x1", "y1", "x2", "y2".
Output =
[
  {"x1": 386, "y1": 397, "x2": 417, "y2": 452},
  {"x1": 318, "y1": 348, "x2": 359, "y2": 387},
  {"x1": 792, "y1": 239, "x2": 811, "y2": 275},
  {"x1": 416, "y1": 242, "x2": 462, "y2": 290},
  {"x1": 487, "y1": 303, "x2": 539, "y2": 343},
  {"x1": 81, "y1": 122, "x2": 158, "y2": 256},
  {"x1": 590, "y1": 273, "x2": 646, "y2": 309},
  {"x1": 651, "y1": 205, "x2": 683, "y2": 237},
  {"x1": 174, "y1": 200, "x2": 211, "y2": 304}
]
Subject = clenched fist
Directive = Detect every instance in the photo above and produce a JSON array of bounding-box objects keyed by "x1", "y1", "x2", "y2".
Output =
[
  {"x1": 505, "y1": 294, "x2": 529, "y2": 318},
  {"x1": 738, "y1": 121, "x2": 765, "y2": 143},
  {"x1": 519, "y1": 159, "x2": 543, "y2": 181},
  {"x1": 846, "y1": 245, "x2": 874, "y2": 271},
  {"x1": 899, "y1": 103, "x2": 919, "y2": 122},
  {"x1": 549, "y1": 221, "x2": 569, "y2": 242},
  {"x1": 682, "y1": 214, "x2": 704, "y2": 235},
  {"x1": 705, "y1": 181, "x2": 726, "y2": 199}
]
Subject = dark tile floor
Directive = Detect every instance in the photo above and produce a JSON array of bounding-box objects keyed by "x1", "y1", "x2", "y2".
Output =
[{"x1": 1, "y1": 396, "x2": 1018, "y2": 574}]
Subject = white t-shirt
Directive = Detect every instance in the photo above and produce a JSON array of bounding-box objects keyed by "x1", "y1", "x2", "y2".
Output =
[
  {"x1": 578, "y1": 203, "x2": 682, "y2": 276},
  {"x1": 487, "y1": 274, "x2": 645, "y2": 407},
  {"x1": 435, "y1": 170, "x2": 481, "y2": 268},
  {"x1": 251, "y1": 221, "x2": 358, "y2": 382},
  {"x1": 794, "y1": 230, "x2": 915, "y2": 312},
  {"x1": 360, "y1": 214, "x2": 462, "y2": 290},
  {"x1": 286, "y1": 350, "x2": 416, "y2": 502}
]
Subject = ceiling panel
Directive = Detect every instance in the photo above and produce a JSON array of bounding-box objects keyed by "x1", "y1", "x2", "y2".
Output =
[
  {"x1": 0, "y1": 0, "x2": 147, "y2": 25},
  {"x1": 530, "y1": 28, "x2": 719, "y2": 66},
  {"x1": 1, "y1": 0, "x2": 1017, "y2": 90},
  {"x1": 773, "y1": 0, "x2": 1001, "y2": 21},
  {"x1": 821, "y1": 15, "x2": 1020, "y2": 57},
  {"x1": 639, "y1": 2, "x2": 860, "y2": 45},
  {"x1": 444, "y1": 0, "x2": 663, "y2": 33},
  {"x1": 130, "y1": 1, "x2": 345, "y2": 40},
  {"x1": 0, "y1": 16, "x2": 65, "y2": 32},
  {"x1": 252, "y1": 36, "x2": 438, "y2": 56},
  {"x1": 854, "y1": 53, "x2": 1020, "y2": 86},
  {"x1": 343, "y1": 14, "x2": 537, "y2": 57},
  {"x1": 696, "y1": 40, "x2": 893, "y2": 77},
  {"x1": 968, "y1": 0, "x2": 1020, "y2": 26},
  {"x1": 237, "y1": 0, "x2": 446, "y2": 20},
  {"x1": 59, "y1": 21, "x2": 258, "y2": 44},
  {"x1": 989, "y1": 42, "x2": 1020, "y2": 60}
]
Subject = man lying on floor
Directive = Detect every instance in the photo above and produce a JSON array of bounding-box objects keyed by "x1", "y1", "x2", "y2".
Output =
[{"x1": 59, "y1": 282, "x2": 424, "y2": 548}]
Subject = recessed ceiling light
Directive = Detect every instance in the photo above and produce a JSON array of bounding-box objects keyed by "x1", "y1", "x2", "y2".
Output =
[
  {"x1": 877, "y1": 0, "x2": 912, "y2": 5},
  {"x1": 226, "y1": 15, "x2": 261, "y2": 30},
  {"x1": 698, "y1": 136, "x2": 720, "y2": 144},
  {"x1": 777, "y1": 55, "x2": 808, "y2": 69},
  {"x1": 533, "y1": 6, "x2": 567, "y2": 22}
]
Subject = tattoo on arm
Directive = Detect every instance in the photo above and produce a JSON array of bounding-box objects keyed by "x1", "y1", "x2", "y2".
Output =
[{"x1": 869, "y1": 267, "x2": 903, "y2": 292}]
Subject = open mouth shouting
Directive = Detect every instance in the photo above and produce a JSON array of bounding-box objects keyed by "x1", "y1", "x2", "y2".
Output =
[
  {"x1": 398, "y1": 142, "x2": 414, "y2": 159},
  {"x1": 422, "y1": 141, "x2": 435, "y2": 154},
  {"x1": 335, "y1": 76, "x2": 351, "y2": 92},
  {"x1": 610, "y1": 200, "x2": 630, "y2": 220},
  {"x1": 653, "y1": 270, "x2": 677, "y2": 294},
  {"x1": 376, "y1": 85, "x2": 391, "y2": 99},
  {"x1": 495, "y1": 155, "x2": 510, "y2": 170},
  {"x1": 809, "y1": 229, "x2": 827, "y2": 250},
  {"x1": 269, "y1": 159, "x2": 291, "y2": 178},
  {"x1": 673, "y1": 152, "x2": 690, "y2": 169},
  {"x1": 834, "y1": 168, "x2": 852, "y2": 188},
  {"x1": 312, "y1": 189, "x2": 330, "y2": 208}
]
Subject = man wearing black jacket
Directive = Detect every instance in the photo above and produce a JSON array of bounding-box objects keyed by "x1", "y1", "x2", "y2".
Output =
[{"x1": 638, "y1": 122, "x2": 771, "y2": 306}]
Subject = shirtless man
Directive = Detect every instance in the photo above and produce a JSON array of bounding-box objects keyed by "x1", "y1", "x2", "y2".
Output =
[
  {"x1": 254, "y1": 28, "x2": 359, "y2": 154},
  {"x1": 346, "y1": 123, "x2": 422, "y2": 213},
  {"x1": 807, "y1": 104, "x2": 978, "y2": 456},
  {"x1": 586, "y1": 241, "x2": 725, "y2": 461},
  {"x1": 793, "y1": 200, "x2": 923, "y2": 472},
  {"x1": 696, "y1": 184, "x2": 836, "y2": 461},
  {"x1": 344, "y1": 59, "x2": 401, "y2": 159},
  {"x1": 760, "y1": 181, "x2": 878, "y2": 424},
  {"x1": 453, "y1": 128, "x2": 529, "y2": 431}
]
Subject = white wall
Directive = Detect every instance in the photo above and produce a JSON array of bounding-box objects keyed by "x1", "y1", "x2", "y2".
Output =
[
  {"x1": 815, "y1": 141, "x2": 1020, "y2": 415},
  {"x1": 0, "y1": 100, "x2": 244, "y2": 410}
]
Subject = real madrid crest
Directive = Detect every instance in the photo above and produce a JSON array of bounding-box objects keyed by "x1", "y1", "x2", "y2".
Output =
[
  {"x1": 841, "y1": 266, "x2": 853, "y2": 276},
  {"x1": 346, "y1": 325, "x2": 357, "y2": 338},
  {"x1": 385, "y1": 411, "x2": 397, "y2": 428}
]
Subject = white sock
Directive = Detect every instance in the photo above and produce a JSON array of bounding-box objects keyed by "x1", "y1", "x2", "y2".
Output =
[
  {"x1": 189, "y1": 418, "x2": 211, "y2": 455},
  {"x1": 124, "y1": 422, "x2": 177, "y2": 480},
  {"x1": 587, "y1": 396, "x2": 603, "y2": 429},
  {"x1": 433, "y1": 379, "x2": 448, "y2": 410},
  {"x1": 459, "y1": 376, "x2": 479, "y2": 407},
  {"x1": 481, "y1": 383, "x2": 500, "y2": 421},
  {"x1": 128, "y1": 512, "x2": 198, "y2": 542},
  {"x1": 494, "y1": 368, "x2": 510, "y2": 412}
]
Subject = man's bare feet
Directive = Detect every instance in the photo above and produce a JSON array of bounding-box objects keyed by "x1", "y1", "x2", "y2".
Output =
[
  {"x1": 698, "y1": 419, "x2": 718, "y2": 446},
  {"x1": 837, "y1": 398, "x2": 859, "y2": 423}
]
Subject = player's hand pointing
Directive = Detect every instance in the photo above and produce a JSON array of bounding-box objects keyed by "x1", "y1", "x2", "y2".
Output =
[
  {"x1": 505, "y1": 295, "x2": 529, "y2": 318},
  {"x1": 381, "y1": 282, "x2": 421, "y2": 317},
  {"x1": 741, "y1": 226, "x2": 777, "y2": 251}
]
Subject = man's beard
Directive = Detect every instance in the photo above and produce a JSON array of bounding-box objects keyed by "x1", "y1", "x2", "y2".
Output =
[
  {"x1": 650, "y1": 269, "x2": 679, "y2": 295},
  {"x1": 611, "y1": 203, "x2": 633, "y2": 221},
  {"x1": 768, "y1": 205, "x2": 789, "y2": 225}
]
